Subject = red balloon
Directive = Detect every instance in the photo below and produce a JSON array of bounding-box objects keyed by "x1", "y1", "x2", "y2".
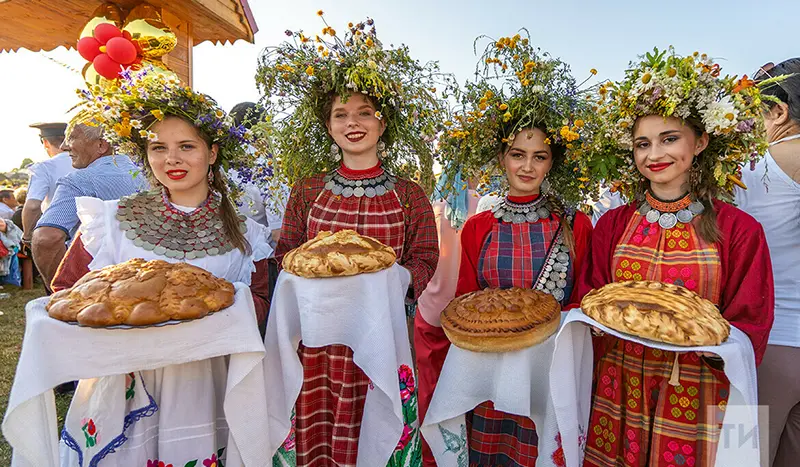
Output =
[
  {"x1": 105, "y1": 37, "x2": 137, "y2": 65},
  {"x1": 93, "y1": 23, "x2": 122, "y2": 44},
  {"x1": 77, "y1": 36, "x2": 101, "y2": 62},
  {"x1": 93, "y1": 54, "x2": 121, "y2": 79}
]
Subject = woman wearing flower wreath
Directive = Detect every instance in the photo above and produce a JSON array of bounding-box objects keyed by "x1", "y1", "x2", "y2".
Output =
[
  {"x1": 257, "y1": 15, "x2": 442, "y2": 466},
  {"x1": 425, "y1": 35, "x2": 595, "y2": 466},
  {"x1": 50, "y1": 68, "x2": 272, "y2": 465},
  {"x1": 577, "y1": 48, "x2": 775, "y2": 466}
]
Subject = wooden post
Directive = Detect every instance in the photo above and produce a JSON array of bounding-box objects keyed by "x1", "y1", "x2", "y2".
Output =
[{"x1": 161, "y1": 8, "x2": 193, "y2": 88}]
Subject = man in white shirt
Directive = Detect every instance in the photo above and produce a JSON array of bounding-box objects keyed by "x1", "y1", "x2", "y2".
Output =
[
  {"x1": 0, "y1": 190, "x2": 16, "y2": 220},
  {"x1": 21, "y1": 122, "x2": 75, "y2": 246}
]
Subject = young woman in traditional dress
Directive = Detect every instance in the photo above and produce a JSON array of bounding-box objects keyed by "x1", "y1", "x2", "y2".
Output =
[
  {"x1": 257, "y1": 16, "x2": 443, "y2": 465},
  {"x1": 424, "y1": 35, "x2": 595, "y2": 465},
  {"x1": 51, "y1": 67, "x2": 272, "y2": 465},
  {"x1": 578, "y1": 48, "x2": 775, "y2": 467}
]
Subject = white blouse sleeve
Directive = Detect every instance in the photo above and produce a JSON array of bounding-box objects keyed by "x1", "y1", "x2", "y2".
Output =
[{"x1": 76, "y1": 196, "x2": 119, "y2": 270}]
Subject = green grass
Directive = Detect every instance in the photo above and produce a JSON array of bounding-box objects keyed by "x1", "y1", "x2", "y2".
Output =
[{"x1": 0, "y1": 285, "x2": 72, "y2": 464}]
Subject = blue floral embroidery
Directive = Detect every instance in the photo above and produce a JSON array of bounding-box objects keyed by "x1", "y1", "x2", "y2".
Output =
[{"x1": 61, "y1": 373, "x2": 159, "y2": 467}]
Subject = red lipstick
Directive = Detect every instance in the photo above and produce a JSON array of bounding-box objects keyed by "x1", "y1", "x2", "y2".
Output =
[
  {"x1": 647, "y1": 162, "x2": 672, "y2": 172},
  {"x1": 166, "y1": 170, "x2": 187, "y2": 180}
]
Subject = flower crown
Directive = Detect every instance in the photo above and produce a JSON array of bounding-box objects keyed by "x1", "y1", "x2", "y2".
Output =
[
  {"x1": 72, "y1": 66, "x2": 271, "y2": 200},
  {"x1": 436, "y1": 32, "x2": 597, "y2": 206},
  {"x1": 579, "y1": 47, "x2": 773, "y2": 199},
  {"x1": 255, "y1": 13, "x2": 454, "y2": 192}
]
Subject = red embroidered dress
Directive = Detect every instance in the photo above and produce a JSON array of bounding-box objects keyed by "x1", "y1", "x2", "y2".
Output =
[
  {"x1": 453, "y1": 194, "x2": 592, "y2": 466},
  {"x1": 275, "y1": 162, "x2": 438, "y2": 466},
  {"x1": 581, "y1": 198, "x2": 774, "y2": 467}
]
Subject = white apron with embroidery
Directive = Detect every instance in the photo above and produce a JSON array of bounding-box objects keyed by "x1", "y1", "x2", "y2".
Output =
[
  {"x1": 1, "y1": 197, "x2": 272, "y2": 467},
  {"x1": 552, "y1": 309, "x2": 760, "y2": 467},
  {"x1": 263, "y1": 264, "x2": 417, "y2": 467},
  {"x1": 421, "y1": 313, "x2": 572, "y2": 467}
]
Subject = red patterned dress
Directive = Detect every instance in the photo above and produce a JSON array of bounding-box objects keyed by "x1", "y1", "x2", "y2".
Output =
[
  {"x1": 455, "y1": 194, "x2": 593, "y2": 466},
  {"x1": 275, "y1": 162, "x2": 438, "y2": 466},
  {"x1": 581, "y1": 197, "x2": 774, "y2": 467}
]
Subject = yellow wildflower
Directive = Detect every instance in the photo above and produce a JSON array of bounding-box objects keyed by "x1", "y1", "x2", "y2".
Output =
[
  {"x1": 365, "y1": 37, "x2": 374, "y2": 47},
  {"x1": 641, "y1": 72, "x2": 652, "y2": 84},
  {"x1": 503, "y1": 112, "x2": 512, "y2": 122},
  {"x1": 590, "y1": 68, "x2": 598, "y2": 75},
  {"x1": 444, "y1": 121, "x2": 453, "y2": 127},
  {"x1": 375, "y1": 111, "x2": 383, "y2": 120},
  {"x1": 578, "y1": 177, "x2": 590, "y2": 182},
  {"x1": 305, "y1": 66, "x2": 314, "y2": 76},
  {"x1": 151, "y1": 109, "x2": 164, "y2": 120},
  {"x1": 479, "y1": 103, "x2": 488, "y2": 111},
  {"x1": 574, "y1": 119, "x2": 585, "y2": 128},
  {"x1": 544, "y1": 137, "x2": 552, "y2": 145},
  {"x1": 522, "y1": 79, "x2": 530, "y2": 86},
  {"x1": 317, "y1": 10, "x2": 324, "y2": 16},
  {"x1": 348, "y1": 22, "x2": 354, "y2": 28},
  {"x1": 560, "y1": 126, "x2": 570, "y2": 138},
  {"x1": 667, "y1": 68, "x2": 677, "y2": 77},
  {"x1": 499, "y1": 103, "x2": 508, "y2": 111},
  {"x1": 215, "y1": 110, "x2": 224, "y2": 118}
]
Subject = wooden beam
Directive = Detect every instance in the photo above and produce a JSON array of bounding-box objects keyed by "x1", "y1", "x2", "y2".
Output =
[{"x1": 161, "y1": 8, "x2": 193, "y2": 88}]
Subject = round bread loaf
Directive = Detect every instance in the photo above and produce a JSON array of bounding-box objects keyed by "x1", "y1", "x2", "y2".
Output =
[
  {"x1": 441, "y1": 287, "x2": 561, "y2": 353},
  {"x1": 581, "y1": 280, "x2": 730, "y2": 346},
  {"x1": 47, "y1": 258, "x2": 235, "y2": 327},
  {"x1": 282, "y1": 229, "x2": 396, "y2": 278}
]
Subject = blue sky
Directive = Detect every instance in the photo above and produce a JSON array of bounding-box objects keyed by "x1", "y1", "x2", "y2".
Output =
[{"x1": 1, "y1": 0, "x2": 797, "y2": 171}]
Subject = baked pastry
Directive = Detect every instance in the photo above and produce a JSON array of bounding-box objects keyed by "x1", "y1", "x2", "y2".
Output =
[
  {"x1": 441, "y1": 288, "x2": 561, "y2": 352},
  {"x1": 282, "y1": 229, "x2": 396, "y2": 278},
  {"x1": 581, "y1": 281, "x2": 730, "y2": 346},
  {"x1": 47, "y1": 258, "x2": 235, "y2": 327}
]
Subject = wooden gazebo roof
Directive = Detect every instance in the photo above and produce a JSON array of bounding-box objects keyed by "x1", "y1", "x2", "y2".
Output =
[{"x1": 0, "y1": 0, "x2": 257, "y2": 85}]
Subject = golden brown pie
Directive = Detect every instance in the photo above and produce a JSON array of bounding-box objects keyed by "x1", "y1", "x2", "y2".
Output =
[
  {"x1": 581, "y1": 281, "x2": 730, "y2": 346},
  {"x1": 282, "y1": 229, "x2": 397, "y2": 278},
  {"x1": 47, "y1": 258, "x2": 235, "y2": 327},
  {"x1": 441, "y1": 288, "x2": 561, "y2": 352}
]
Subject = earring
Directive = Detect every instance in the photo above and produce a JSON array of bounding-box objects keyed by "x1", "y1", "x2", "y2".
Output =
[
  {"x1": 540, "y1": 177, "x2": 551, "y2": 194},
  {"x1": 330, "y1": 142, "x2": 341, "y2": 161},
  {"x1": 689, "y1": 159, "x2": 701, "y2": 191},
  {"x1": 377, "y1": 140, "x2": 387, "y2": 160},
  {"x1": 207, "y1": 166, "x2": 215, "y2": 185}
]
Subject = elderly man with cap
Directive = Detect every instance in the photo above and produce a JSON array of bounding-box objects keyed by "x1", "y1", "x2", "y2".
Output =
[
  {"x1": 32, "y1": 122, "x2": 148, "y2": 290},
  {"x1": 21, "y1": 122, "x2": 75, "y2": 248}
]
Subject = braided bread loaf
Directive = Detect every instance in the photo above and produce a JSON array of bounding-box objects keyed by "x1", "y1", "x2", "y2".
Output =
[
  {"x1": 47, "y1": 258, "x2": 235, "y2": 327},
  {"x1": 282, "y1": 230, "x2": 396, "y2": 278},
  {"x1": 581, "y1": 281, "x2": 729, "y2": 346},
  {"x1": 442, "y1": 288, "x2": 561, "y2": 352}
]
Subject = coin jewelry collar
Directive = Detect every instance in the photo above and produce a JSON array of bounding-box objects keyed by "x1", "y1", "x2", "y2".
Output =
[
  {"x1": 116, "y1": 190, "x2": 247, "y2": 260},
  {"x1": 492, "y1": 195, "x2": 551, "y2": 224},
  {"x1": 639, "y1": 191, "x2": 704, "y2": 229}
]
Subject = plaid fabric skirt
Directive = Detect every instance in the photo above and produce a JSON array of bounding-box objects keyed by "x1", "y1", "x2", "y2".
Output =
[
  {"x1": 584, "y1": 336, "x2": 729, "y2": 467},
  {"x1": 467, "y1": 401, "x2": 539, "y2": 466},
  {"x1": 295, "y1": 343, "x2": 370, "y2": 467}
]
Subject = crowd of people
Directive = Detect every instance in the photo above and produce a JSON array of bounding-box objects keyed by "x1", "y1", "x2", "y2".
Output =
[{"x1": 3, "y1": 15, "x2": 799, "y2": 467}]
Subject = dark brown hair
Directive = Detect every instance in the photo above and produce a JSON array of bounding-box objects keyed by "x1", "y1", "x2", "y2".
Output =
[
  {"x1": 499, "y1": 126, "x2": 576, "y2": 254},
  {"x1": 632, "y1": 117, "x2": 721, "y2": 244},
  {"x1": 142, "y1": 115, "x2": 251, "y2": 254},
  {"x1": 319, "y1": 92, "x2": 395, "y2": 147},
  {"x1": 757, "y1": 58, "x2": 800, "y2": 125}
]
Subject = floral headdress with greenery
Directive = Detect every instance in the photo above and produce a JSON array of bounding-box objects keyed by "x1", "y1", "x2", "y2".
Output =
[
  {"x1": 436, "y1": 31, "x2": 597, "y2": 206},
  {"x1": 255, "y1": 12, "x2": 455, "y2": 192},
  {"x1": 578, "y1": 47, "x2": 778, "y2": 200},
  {"x1": 72, "y1": 66, "x2": 272, "y2": 200}
]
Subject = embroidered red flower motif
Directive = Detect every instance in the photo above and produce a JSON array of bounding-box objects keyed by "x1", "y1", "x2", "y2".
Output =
[
  {"x1": 551, "y1": 433, "x2": 566, "y2": 467},
  {"x1": 87, "y1": 419, "x2": 97, "y2": 436},
  {"x1": 398, "y1": 364, "x2": 416, "y2": 403},
  {"x1": 203, "y1": 454, "x2": 218, "y2": 467},
  {"x1": 396, "y1": 424, "x2": 413, "y2": 450}
]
